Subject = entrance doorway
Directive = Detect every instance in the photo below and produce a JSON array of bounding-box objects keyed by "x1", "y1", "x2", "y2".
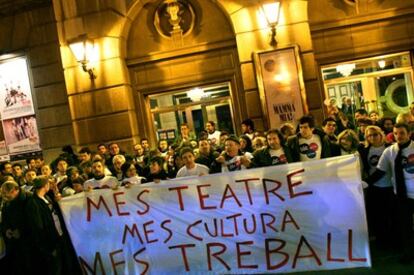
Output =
[{"x1": 148, "y1": 82, "x2": 235, "y2": 142}]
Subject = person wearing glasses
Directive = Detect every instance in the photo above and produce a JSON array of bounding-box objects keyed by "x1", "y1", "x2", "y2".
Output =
[{"x1": 359, "y1": 125, "x2": 394, "y2": 249}]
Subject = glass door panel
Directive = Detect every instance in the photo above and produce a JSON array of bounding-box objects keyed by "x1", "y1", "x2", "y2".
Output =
[
  {"x1": 149, "y1": 82, "x2": 235, "y2": 142},
  {"x1": 322, "y1": 52, "x2": 414, "y2": 125}
]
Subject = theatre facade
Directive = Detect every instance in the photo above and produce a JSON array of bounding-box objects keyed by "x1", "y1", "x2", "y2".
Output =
[{"x1": 0, "y1": 0, "x2": 413, "y2": 162}]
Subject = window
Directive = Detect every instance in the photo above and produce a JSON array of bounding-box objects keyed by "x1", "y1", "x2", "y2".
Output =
[{"x1": 321, "y1": 52, "x2": 414, "y2": 122}]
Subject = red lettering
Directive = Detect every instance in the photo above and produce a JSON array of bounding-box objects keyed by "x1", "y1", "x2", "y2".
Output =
[
  {"x1": 265, "y1": 238, "x2": 288, "y2": 270},
  {"x1": 137, "y1": 190, "x2": 150, "y2": 215},
  {"x1": 220, "y1": 184, "x2": 242, "y2": 208},
  {"x1": 261, "y1": 213, "x2": 279, "y2": 234},
  {"x1": 327, "y1": 233, "x2": 345, "y2": 262},
  {"x1": 113, "y1": 192, "x2": 130, "y2": 216},
  {"x1": 109, "y1": 249, "x2": 125, "y2": 275},
  {"x1": 281, "y1": 210, "x2": 300, "y2": 232},
  {"x1": 205, "y1": 219, "x2": 218, "y2": 237},
  {"x1": 287, "y1": 169, "x2": 312, "y2": 198},
  {"x1": 161, "y1": 219, "x2": 173, "y2": 243},
  {"x1": 220, "y1": 219, "x2": 234, "y2": 237},
  {"x1": 235, "y1": 178, "x2": 259, "y2": 205},
  {"x1": 197, "y1": 184, "x2": 217, "y2": 210},
  {"x1": 143, "y1": 220, "x2": 158, "y2": 244},
  {"x1": 207, "y1": 243, "x2": 230, "y2": 271},
  {"x1": 236, "y1": 241, "x2": 258, "y2": 269},
  {"x1": 227, "y1": 213, "x2": 242, "y2": 235},
  {"x1": 79, "y1": 252, "x2": 106, "y2": 274},
  {"x1": 187, "y1": 220, "x2": 203, "y2": 241},
  {"x1": 168, "y1": 186, "x2": 188, "y2": 211},
  {"x1": 86, "y1": 196, "x2": 112, "y2": 222},
  {"x1": 169, "y1": 244, "x2": 196, "y2": 271},
  {"x1": 262, "y1": 178, "x2": 285, "y2": 203},
  {"x1": 122, "y1": 223, "x2": 144, "y2": 245},
  {"x1": 243, "y1": 214, "x2": 257, "y2": 234},
  {"x1": 133, "y1": 247, "x2": 149, "y2": 275},
  {"x1": 348, "y1": 229, "x2": 367, "y2": 262},
  {"x1": 292, "y1": 236, "x2": 322, "y2": 268}
]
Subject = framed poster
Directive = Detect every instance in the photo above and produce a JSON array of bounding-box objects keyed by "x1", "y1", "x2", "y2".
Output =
[
  {"x1": 0, "y1": 57, "x2": 35, "y2": 120},
  {"x1": 340, "y1": 85, "x2": 349, "y2": 97},
  {"x1": 2, "y1": 114, "x2": 41, "y2": 154},
  {"x1": 328, "y1": 87, "x2": 336, "y2": 98},
  {"x1": 254, "y1": 45, "x2": 308, "y2": 129},
  {"x1": 0, "y1": 56, "x2": 41, "y2": 156}
]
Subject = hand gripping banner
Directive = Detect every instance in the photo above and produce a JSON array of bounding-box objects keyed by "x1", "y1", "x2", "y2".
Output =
[{"x1": 59, "y1": 154, "x2": 371, "y2": 274}]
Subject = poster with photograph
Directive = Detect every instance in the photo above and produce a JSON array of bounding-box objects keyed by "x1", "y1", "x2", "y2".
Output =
[
  {"x1": 2, "y1": 114, "x2": 40, "y2": 154},
  {"x1": 254, "y1": 46, "x2": 308, "y2": 129},
  {"x1": 0, "y1": 57, "x2": 35, "y2": 120}
]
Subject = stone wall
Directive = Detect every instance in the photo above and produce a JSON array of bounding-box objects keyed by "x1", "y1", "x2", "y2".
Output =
[{"x1": 0, "y1": 4, "x2": 74, "y2": 162}]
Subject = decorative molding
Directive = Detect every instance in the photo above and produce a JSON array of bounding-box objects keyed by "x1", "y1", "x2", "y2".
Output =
[
  {"x1": 153, "y1": 0, "x2": 196, "y2": 44},
  {"x1": 342, "y1": 0, "x2": 376, "y2": 14}
]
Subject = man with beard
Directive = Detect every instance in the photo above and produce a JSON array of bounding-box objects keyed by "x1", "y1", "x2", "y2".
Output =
[
  {"x1": 205, "y1": 121, "x2": 221, "y2": 147},
  {"x1": 368, "y1": 123, "x2": 414, "y2": 264},
  {"x1": 252, "y1": 129, "x2": 293, "y2": 167},
  {"x1": 83, "y1": 159, "x2": 118, "y2": 190},
  {"x1": 195, "y1": 138, "x2": 219, "y2": 167}
]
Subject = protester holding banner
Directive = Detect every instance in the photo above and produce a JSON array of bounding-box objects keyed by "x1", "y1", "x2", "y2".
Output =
[
  {"x1": 195, "y1": 137, "x2": 219, "y2": 167},
  {"x1": 252, "y1": 128, "x2": 293, "y2": 167},
  {"x1": 287, "y1": 115, "x2": 332, "y2": 162},
  {"x1": 83, "y1": 159, "x2": 118, "y2": 190},
  {"x1": 176, "y1": 147, "x2": 209, "y2": 178},
  {"x1": 369, "y1": 123, "x2": 414, "y2": 263},
  {"x1": 359, "y1": 125, "x2": 394, "y2": 248},
  {"x1": 120, "y1": 161, "x2": 146, "y2": 185},
  {"x1": 210, "y1": 135, "x2": 253, "y2": 173},
  {"x1": 146, "y1": 156, "x2": 168, "y2": 183}
]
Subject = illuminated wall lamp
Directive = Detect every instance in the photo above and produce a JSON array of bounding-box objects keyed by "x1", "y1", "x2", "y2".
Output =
[
  {"x1": 69, "y1": 38, "x2": 97, "y2": 80},
  {"x1": 260, "y1": 1, "x2": 281, "y2": 47}
]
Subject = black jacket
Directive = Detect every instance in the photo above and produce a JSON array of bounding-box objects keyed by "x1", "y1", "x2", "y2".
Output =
[
  {"x1": 195, "y1": 151, "x2": 219, "y2": 167},
  {"x1": 252, "y1": 145, "x2": 293, "y2": 167},
  {"x1": 1, "y1": 189, "x2": 32, "y2": 255},
  {"x1": 287, "y1": 131, "x2": 332, "y2": 162}
]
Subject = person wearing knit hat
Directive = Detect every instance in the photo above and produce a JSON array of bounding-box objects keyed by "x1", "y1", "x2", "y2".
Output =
[
  {"x1": 225, "y1": 135, "x2": 240, "y2": 144},
  {"x1": 210, "y1": 134, "x2": 253, "y2": 173}
]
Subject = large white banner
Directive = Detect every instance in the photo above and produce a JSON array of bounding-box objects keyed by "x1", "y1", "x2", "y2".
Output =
[{"x1": 59, "y1": 155, "x2": 371, "y2": 274}]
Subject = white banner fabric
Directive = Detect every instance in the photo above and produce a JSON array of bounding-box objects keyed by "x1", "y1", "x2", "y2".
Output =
[{"x1": 59, "y1": 154, "x2": 371, "y2": 274}]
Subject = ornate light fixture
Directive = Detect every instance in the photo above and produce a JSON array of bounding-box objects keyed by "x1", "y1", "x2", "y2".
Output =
[
  {"x1": 260, "y1": 1, "x2": 281, "y2": 47},
  {"x1": 336, "y1": 63, "x2": 356, "y2": 77},
  {"x1": 378, "y1": 60, "x2": 386, "y2": 69},
  {"x1": 187, "y1": 88, "x2": 204, "y2": 102},
  {"x1": 69, "y1": 36, "x2": 97, "y2": 80}
]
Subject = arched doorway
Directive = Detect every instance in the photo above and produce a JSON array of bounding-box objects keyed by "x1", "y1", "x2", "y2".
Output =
[{"x1": 125, "y1": 0, "x2": 244, "y2": 143}]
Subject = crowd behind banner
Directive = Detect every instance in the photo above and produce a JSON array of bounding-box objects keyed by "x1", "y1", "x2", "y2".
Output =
[{"x1": 1, "y1": 100, "x2": 414, "y2": 273}]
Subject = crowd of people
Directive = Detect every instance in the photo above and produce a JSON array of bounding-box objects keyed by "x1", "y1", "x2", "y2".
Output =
[{"x1": 1, "y1": 101, "x2": 414, "y2": 273}]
